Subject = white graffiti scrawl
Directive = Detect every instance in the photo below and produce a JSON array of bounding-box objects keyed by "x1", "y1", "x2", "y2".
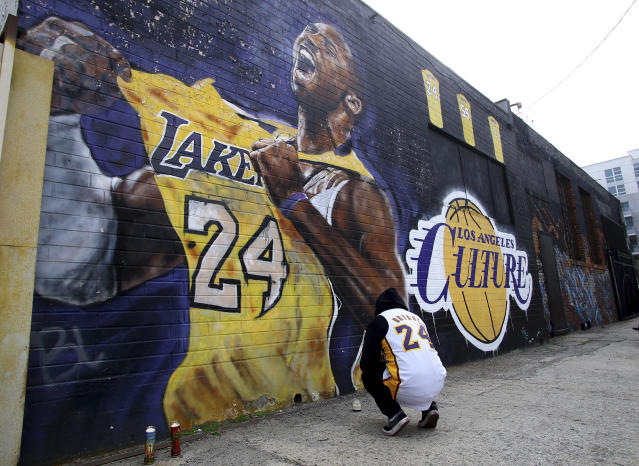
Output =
[{"x1": 406, "y1": 192, "x2": 533, "y2": 351}]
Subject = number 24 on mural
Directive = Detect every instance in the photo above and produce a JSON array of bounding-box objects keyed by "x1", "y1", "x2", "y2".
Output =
[
  {"x1": 425, "y1": 80, "x2": 439, "y2": 100},
  {"x1": 186, "y1": 196, "x2": 289, "y2": 314}
]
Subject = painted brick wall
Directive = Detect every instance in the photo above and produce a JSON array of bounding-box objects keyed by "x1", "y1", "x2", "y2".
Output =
[
  {"x1": 14, "y1": 0, "x2": 625, "y2": 463},
  {"x1": 514, "y1": 116, "x2": 624, "y2": 333}
]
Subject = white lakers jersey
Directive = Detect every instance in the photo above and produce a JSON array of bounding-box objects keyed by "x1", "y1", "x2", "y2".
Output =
[{"x1": 380, "y1": 308, "x2": 447, "y2": 410}]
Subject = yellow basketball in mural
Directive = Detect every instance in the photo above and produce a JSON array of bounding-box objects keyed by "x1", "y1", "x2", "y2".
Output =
[{"x1": 443, "y1": 198, "x2": 507, "y2": 343}]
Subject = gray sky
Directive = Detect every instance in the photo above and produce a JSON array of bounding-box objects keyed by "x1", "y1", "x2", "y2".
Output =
[{"x1": 361, "y1": 0, "x2": 639, "y2": 167}]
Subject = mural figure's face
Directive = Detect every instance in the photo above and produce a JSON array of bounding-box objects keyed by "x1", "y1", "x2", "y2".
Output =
[{"x1": 291, "y1": 23, "x2": 357, "y2": 109}]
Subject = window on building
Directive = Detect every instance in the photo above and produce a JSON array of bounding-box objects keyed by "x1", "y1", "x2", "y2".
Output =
[
  {"x1": 605, "y1": 167, "x2": 623, "y2": 183},
  {"x1": 634, "y1": 163, "x2": 639, "y2": 178},
  {"x1": 579, "y1": 189, "x2": 603, "y2": 264},
  {"x1": 609, "y1": 184, "x2": 626, "y2": 196},
  {"x1": 626, "y1": 217, "x2": 634, "y2": 228},
  {"x1": 629, "y1": 235, "x2": 638, "y2": 251},
  {"x1": 556, "y1": 172, "x2": 585, "y2": 261},
  {"x1": 622, "y1": 201, "x2": 630, "y2": 214}
]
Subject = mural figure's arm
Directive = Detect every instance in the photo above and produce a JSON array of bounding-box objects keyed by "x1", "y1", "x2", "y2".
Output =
[
  {"x1": 23, "y1": 17, "x2": 184, "y2": 301},
  {"x1": 111, "y1": 167, "x2": 186, "y2": 292},
  {"x1": 250, "y1": 139, "x2": 405, "y2": 328}
]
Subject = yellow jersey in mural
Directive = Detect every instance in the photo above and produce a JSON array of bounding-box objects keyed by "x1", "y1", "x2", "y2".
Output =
[{"x1": 119, "y1": 70, "x2": 372, "y2": 427}]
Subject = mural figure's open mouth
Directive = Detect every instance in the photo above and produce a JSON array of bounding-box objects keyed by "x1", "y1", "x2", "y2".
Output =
[{"x1": 294, "y1": 46, "x2": 316, "y2": 84}]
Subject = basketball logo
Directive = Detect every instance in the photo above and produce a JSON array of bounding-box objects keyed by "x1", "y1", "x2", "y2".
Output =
[
  {"x1": 443, "y1": 198, "x2": 507, "y2": 344},
  {"x1": 406, "y1": 192, "x2": 532, "y2": 351}
]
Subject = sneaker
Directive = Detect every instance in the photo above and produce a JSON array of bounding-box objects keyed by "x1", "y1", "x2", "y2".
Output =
[
  {"x1": 418, "y1": 402, "x2": 439, "y2": 428},
  {"x1": 382, "y1": 410, "x2": 409, "y2": 436}
]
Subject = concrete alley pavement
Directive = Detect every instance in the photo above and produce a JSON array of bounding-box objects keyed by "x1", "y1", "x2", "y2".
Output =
[{"x1": 91, "y1": 318, "x2": 639, "y2": 465}]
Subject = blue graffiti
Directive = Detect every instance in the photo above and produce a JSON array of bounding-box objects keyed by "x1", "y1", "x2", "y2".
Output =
[{"x1": 554, "y1": 247, "x2": 616, "y2": 328}]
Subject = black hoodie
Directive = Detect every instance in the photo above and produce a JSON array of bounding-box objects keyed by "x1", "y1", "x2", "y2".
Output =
[
  {"x1": 360, "y1": 288, "x2": 409, "y2": 376},
  {"x1": 374, "y1": 287, "x2": 408, "y2": 315}
]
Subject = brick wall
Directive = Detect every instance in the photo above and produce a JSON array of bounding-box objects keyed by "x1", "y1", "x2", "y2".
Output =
[
  {"x1": 14, "y1": 0, "x2": 624, "y2": 463},
  {"x1": 514, "y1": 116, "x2": 623, "y2": 332}
]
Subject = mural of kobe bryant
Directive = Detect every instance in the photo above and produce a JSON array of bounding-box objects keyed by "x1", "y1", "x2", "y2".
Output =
[
  {"x1": 20, "y1": 12, "x2": 406, "y2": 431},
  {"x1": 248, "y1": 21, "x2": 407, "y2": 395}
]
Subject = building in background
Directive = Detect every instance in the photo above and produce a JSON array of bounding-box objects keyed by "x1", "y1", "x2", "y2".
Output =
[{"x1": 583, "y1": 149, "x2": 639, "y2": 269}]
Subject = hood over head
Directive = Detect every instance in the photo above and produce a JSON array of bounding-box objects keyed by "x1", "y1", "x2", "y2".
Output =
[{"x1": 375, "y1": 288, "x2": 407, "y2": 315}]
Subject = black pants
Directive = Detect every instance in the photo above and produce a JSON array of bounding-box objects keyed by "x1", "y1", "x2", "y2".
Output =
[{"x1": 361, "y1": 367, "x2": 401, "y2": 418}]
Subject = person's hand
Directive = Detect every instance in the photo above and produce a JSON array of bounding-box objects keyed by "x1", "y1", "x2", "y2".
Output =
[
  {"x1": 20, "y1": 16, "x2": 131, "y2": 114},
  {"x1": 250, "y1": 139, "x2": 305, "y2": 206}
]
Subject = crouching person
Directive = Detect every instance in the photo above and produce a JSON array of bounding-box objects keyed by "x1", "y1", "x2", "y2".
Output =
[{"x1": 360, "y1": 288, "x2": 447, "y2": 436}]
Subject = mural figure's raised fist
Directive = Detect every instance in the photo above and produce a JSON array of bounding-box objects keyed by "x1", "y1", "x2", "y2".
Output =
[
  {"x1": 20, "y1": 17, "x2": 131, "y2": 114},
  {"x1": 250, "y1": 138, "x2": 304, "y2": 206}
]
